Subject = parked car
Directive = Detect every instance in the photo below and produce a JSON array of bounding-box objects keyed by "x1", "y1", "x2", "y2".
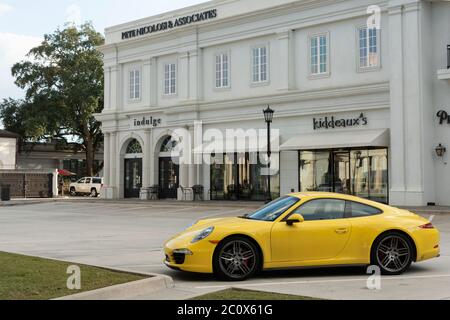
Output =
[
  {"x1": 69, "y1": 177, "x2": 103, "y2": 197},
  {"x1": 164, "y1": 192, "x2": 440, "y2": 280}
]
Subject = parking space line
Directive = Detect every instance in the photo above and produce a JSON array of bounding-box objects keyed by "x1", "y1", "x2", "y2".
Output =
[{"x1": 195, "y1": 274, "x2": 450, "y2": 289}]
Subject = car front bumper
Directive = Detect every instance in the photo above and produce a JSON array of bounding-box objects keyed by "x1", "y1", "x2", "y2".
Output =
[{"x1": 163, "y1": 236, "x2": 217, "y2": 274}]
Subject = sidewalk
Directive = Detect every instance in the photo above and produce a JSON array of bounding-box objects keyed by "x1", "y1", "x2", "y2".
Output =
[
  {"x1": 0, "y1": 196, "x2": 264, "y2": 209},
  {"x1": 2, "y1": 197, "x2": 450, "y2": 214}
]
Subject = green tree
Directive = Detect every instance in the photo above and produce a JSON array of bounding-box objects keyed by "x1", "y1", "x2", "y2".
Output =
[{"x1": 0, "y1": 22, "x2": 104, "y2": 176}]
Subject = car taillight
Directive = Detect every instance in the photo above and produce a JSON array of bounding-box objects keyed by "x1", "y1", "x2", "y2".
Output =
[{"x1": 419, "y1": 223, "x2": 434, "y2": 229}]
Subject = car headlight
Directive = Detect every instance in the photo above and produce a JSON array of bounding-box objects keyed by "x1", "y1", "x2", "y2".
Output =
[{"x1": 191, "y1": 226, "x2": 214, "y2": 243}]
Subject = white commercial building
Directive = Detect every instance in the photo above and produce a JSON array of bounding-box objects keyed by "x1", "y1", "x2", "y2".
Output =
[{"x1": 95, "y1": 0, "x2": 450, "y2": 206}]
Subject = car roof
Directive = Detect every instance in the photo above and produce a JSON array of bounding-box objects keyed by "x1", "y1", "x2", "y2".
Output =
[{"x1": 287, "y1": 192, "x2": 388, "y2": 208}]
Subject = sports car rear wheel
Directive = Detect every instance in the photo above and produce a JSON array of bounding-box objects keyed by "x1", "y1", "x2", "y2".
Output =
[
  {"x1": 372, "y1": 232, "x2": 413, "y2": 275},
  {"x1": 214, "y1": 236, "x2": 259, "y2": 281}
]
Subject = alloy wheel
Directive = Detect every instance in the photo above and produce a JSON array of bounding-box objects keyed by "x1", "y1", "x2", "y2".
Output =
[
  {"x1": 376, "y1": 235, "x2": 411, "y2": 273},
  {"x1": 218, "y1": 240, "x2": 257, "y2": 280}
]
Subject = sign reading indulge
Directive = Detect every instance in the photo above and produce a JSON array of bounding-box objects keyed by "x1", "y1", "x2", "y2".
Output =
[
  {"x1": 122, "y1": 9, "x2": 218, "y2": 40},
  {"x1": 132, "y1": 116, "x2": 162, "y2": 128}
]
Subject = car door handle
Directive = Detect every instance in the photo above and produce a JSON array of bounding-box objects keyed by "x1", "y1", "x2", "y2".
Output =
[{"x1": 335, "y1": 228, "x2": 349, "y2": 234}]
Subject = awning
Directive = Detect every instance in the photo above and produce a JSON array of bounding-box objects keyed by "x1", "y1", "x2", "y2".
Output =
[
  {"x1": 279, "y1": 129, "x2": 390, "y2": 151},
  {"x1": 57, "y1": 169, "x2": 76, "y2": 176}
]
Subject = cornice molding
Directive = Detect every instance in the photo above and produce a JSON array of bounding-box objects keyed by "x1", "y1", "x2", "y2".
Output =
[{"x1": 95, "y1": 81, "x2": 390, "y2": 126}]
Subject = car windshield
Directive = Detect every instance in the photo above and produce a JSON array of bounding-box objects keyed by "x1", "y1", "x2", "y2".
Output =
[{"x1": 244, "y1": 196, "x2": 300, "y2": 221}]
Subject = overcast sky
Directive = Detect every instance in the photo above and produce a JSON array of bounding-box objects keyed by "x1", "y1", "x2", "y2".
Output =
[{"x1": 0, "y1": 0, "x2": 209, "y2": 100}]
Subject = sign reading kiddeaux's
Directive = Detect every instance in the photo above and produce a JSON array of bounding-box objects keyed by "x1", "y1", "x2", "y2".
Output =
[
  {"x1": 122, "y1": 9, "x2": 218, "y2": 40},
  {"x1": 313, "y1": 113, "x2": 368, "y2": 130}
]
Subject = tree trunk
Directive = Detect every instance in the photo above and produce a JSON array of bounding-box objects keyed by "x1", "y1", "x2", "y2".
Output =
[{"x1": 85, "y1": 136, "x2": 95, "y2": 177}]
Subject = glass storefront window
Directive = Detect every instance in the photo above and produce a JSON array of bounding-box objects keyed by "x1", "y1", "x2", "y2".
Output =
[
  {"x1": 300, "y1": 148, "x2": 388, "y2": 204},
  {"x1": 299, "y1": 151, "x2": 332, "y2": 192},
  {"x1": 350, "y1": 150, "x2": 369, "y2": 199},
  {"x1": 210, "y1": 152, "x2": 280, "y2": 201},
  {"x1": 368, "y1": 149, "x2": 388, "y2": 204}
]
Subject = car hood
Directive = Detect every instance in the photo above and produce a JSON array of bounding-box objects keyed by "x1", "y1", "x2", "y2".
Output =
[
  {"x1": 188, "y1": 216, "x2": 256, "y2": 231},
  {"x1": 166, "y1": 216, "x2": 264, "y2": 243}
]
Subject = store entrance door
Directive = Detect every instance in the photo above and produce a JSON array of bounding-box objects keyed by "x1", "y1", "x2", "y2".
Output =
[
  {"x1": 159, "y1": 157, "x2": 179, "y2": 199},
  {"x1": 124, "y1": 158, "x2": 142, "y2": 198}
]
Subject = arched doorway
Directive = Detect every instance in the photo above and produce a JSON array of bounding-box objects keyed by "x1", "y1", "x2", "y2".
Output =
[
  {"x1": 124, "y1": 139, "x2": 143, "y2": 198},
  {"x1": 158, "y1": 136, "x2": 180, "y2": 199}
]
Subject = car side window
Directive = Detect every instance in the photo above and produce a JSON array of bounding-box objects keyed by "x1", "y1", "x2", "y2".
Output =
[
  {"x1": 78, "y1": 178, "x2": 86, "y2": 184},
  {"x1": 293, "y1": 199, "x2": 346, "y2": 221},
  {"x1": 93, "y1": 178, "x2": 101, "y2": 184},
  {"x1": 347, "y1": 201, "x2": 382, "y2": 217},
  {"x1": 85, "y1": 178, "x2": 91, "y2": 184}
]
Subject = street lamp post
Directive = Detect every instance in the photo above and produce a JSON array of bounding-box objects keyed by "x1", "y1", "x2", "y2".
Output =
[{"x1": 263, "y1": 105, "x2": 274, "y2": 203}]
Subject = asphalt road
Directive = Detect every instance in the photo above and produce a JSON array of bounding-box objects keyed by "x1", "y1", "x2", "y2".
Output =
[{"x1": 0, "y1": 201, "x2": 449, "y2": 300}]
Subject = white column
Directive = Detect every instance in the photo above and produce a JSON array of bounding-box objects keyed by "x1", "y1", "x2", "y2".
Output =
[
  {"x1": 188, "y1": 126, "x2": 196, "y2": 187},
  {"x1": 178, "y1": 127, "x2": 189, "y2": 200},
  {"x1": 197, "y1": 48, "x2": 204, "y2": 101},
  {"x1": 149, "y1": 129, "x2": 156, "y2": 186},
  {"x1": 189, "y1": 49, "x2": 199, "y2": 101},
  {"x1": 104, "y1": 67, "x2": 111, "y2": 110},
  {"x1": 110, "y1": 132, "x2": 118, "y2": 199},
  {"x1": 140, "y1": 130, "x2": 151, "y2": 200},
  {"x1": 277, "y1": 29, "x2": 296, "y2": 91},
  {"x1": 203, "y1": 161, "x2": 211, "y2": 200},
  {"x1": 143, "y1": 59, "x2": 152, "y2": 107},
  {"x1": 110, "y1": 65, "x2": 119, "y2": 110},
  {"x1": 102, "y1": 133, "x2": 111, "y2": 190},
  {"x1": 388, "y1": 0, "x2": 428, "y2": 206},
  {"x1": 52, "y1": 169, "x2": 59, "y2": 198},
  {"x1": 388, "y1": 4, "x2": 406, "y2": 204},
  {"x1": 179, "y1": 52, "x2": 190, "y2": 101},
  {"x1": 194, "y1": 121, "x2": 203, "y2": 185},
  {"x1": 150, "y1": 57, "x2": 158, "y2": 107}
]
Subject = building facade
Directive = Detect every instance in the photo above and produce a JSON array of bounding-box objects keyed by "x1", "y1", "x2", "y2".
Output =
[
  {"x1": 17, "y1": 140, "x2": 104, "y2": 180},
  {"x1": 95, "y1": 0, "x2": 450, "y2": 206},
  {"x1": 0, "y1": 130, "x2": 19, "y2": 170}
]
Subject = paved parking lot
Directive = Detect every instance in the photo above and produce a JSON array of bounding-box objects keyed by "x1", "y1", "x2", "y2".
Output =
[{"x1": 0, "y1": 201, "x2": 449, "y2": 300}]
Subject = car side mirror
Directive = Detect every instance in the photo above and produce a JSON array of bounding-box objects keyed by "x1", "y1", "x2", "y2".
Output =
[{"x1": 286, "y1": 213, "x2": 304, "y2": 226}]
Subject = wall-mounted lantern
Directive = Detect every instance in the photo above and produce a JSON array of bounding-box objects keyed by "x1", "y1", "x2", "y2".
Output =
[{"x1": 435, "y1": 143, "x2": 446, "y2": 158}]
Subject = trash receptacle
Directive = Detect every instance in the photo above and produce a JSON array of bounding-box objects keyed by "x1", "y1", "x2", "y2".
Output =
[{"x1": 0, "y1": 185, "x2": 11, "y2": 201}]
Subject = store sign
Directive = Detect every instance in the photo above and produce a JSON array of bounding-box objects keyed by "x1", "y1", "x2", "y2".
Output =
[
  {"x1": 313, "y1": 113, "x2": 368, "y2": 130},
  {"x1": 437, "y1": 110, "x2": 450, "y2": 125},
  {"x1": 122, "y1": 9, "x2": 218, "y2": 40},
  {"x1": 131, "y1": 115, "x2": 162, "y2": 128}
]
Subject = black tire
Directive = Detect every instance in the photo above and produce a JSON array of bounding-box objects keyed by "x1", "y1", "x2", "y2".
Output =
[
  {"x1": 213, "y1": 236, "x2": 260, "y2": 281},
  {"x1": 70, "y1": 187, "x2": 77, "y2": 197},
  {"x1": 371, "y1": 231, "x2": 414, "y2": 275},
  {"x1": 90, "y1": 188, "x2": 98, "y2": 197}
]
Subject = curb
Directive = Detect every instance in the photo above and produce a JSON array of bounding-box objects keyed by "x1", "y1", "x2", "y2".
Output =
[{"x1": 55, "y1": 273, "x2": 174, "y2": 300}]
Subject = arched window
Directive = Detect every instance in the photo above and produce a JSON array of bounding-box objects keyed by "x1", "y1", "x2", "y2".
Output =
[
  {"x1": 160, "y1": 136, "x2": 178, "y2": 153},
  {"x1": 126, "y1": 139, "x2": 143, "y2": 154}
]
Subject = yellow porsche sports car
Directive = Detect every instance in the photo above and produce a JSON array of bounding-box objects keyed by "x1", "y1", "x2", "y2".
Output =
[{"x1": 164, "y1": 192, "x2": 440, "y2": 281}]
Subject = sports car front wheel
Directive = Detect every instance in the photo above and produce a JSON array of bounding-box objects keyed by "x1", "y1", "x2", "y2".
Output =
[
  {"x1": 213, "y1": 236, "x2": 260, "y2": 281},
  {"x1": 371, "y1": 232, "x2": 414, "y2": 275}
]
